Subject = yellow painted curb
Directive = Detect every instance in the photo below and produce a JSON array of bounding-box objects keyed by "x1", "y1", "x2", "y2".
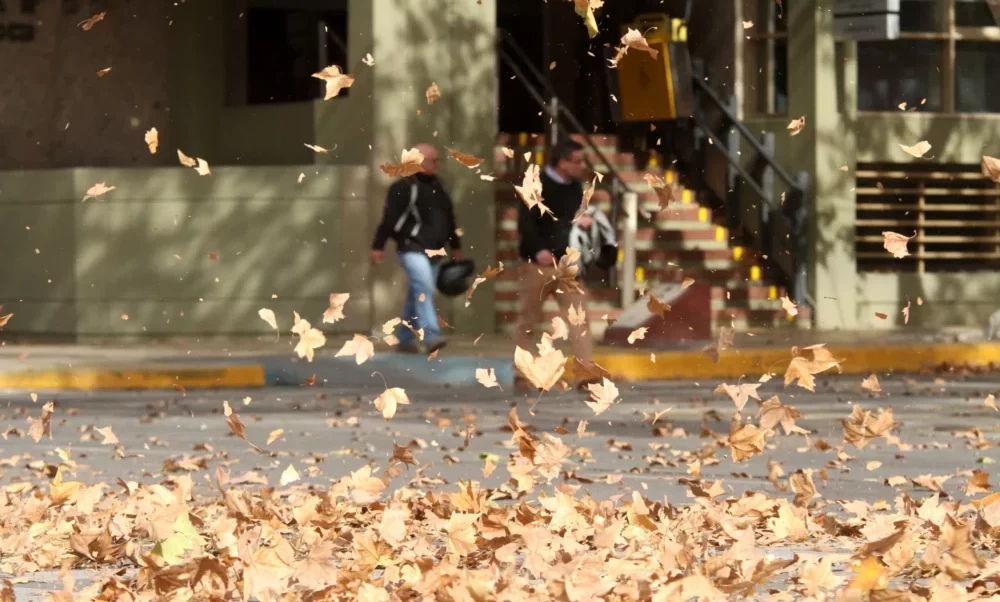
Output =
[
  {"x1": 0, "y1": 365, "x2": 266, "y2": 391},
  {"x1": 567, "y1": 342, "x2": 1000, "y2": 382}
]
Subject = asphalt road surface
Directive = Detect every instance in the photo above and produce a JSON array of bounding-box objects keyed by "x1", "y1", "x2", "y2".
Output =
[{"x1": 2, "y1": 373, "x2": 999, "y2": 598}]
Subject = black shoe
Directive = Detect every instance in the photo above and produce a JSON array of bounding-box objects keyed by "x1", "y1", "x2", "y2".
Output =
[
  {"x1": 426, "y1": 339, "x2": 448, "y2": 356},
  {"x1": 397, "y1": 342, "x2": 421, "y2": 354}
]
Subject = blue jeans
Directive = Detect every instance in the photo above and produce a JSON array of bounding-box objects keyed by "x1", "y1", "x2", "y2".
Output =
[{"x1": 397, "y1": 252, "x2": 441, "y2": 347}]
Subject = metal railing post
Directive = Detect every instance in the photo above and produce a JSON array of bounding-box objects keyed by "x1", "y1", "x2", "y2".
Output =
[
  {"x1": 549, "y1": 97, "x2": 559, "y2": 146},
  {"x1": 621, "y1": 191, "x2": 639, "y2": 308}
]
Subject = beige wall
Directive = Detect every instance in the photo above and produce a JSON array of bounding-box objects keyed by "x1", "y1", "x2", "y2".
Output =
[
  {"x1": 0, "y1": 166, "x2": 371, "y2": 340},
  {"x1": 0, "y1": 0, "x2": 170, "y2": 170}
]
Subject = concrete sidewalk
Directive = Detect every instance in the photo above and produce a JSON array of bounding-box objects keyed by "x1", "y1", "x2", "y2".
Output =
[{"x1": 0, "y1": 327, "x2": 994, "y2": 391}]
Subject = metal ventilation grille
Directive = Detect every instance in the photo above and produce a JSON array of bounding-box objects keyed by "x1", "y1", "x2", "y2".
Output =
[{"x1": 856, "y1": 163, "x2": 1000, "y2": 273}]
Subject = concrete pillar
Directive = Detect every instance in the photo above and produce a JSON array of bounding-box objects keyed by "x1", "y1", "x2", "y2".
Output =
[
  {"x1": 788, "y1": 0, "x2": 859, "y2": 330},
  {"x1": 368, "y1": 0, "x2": 498, "y2": 335}
]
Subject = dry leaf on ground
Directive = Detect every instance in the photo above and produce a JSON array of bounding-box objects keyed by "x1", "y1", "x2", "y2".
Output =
[
  {"x1": 715, "y1": 382, "x2": 762, "y2": 413},
  {"x1": 514, "y1": 346, "x2": 566, "y2": 392},
  {"x1": 380, "y1": 148, "x2": 425, "y2": 178},
  {"x1": 882, "y1": 231, "x2": 912, "y2": 258},
  {"x1": 373, "y1": 388, "x2": 410, "y2": 421},
  {"x1": 967, "y1": 470, "x2": 992, "y2": 495},
  {"x1": 95, "y1": 426, "x2": 118, "y2": 445},
  {"x1": 986, "y1": 394, "x2": 997, "y2": 411},
  {"x1": 144, "y1": 128, "x2": 158, "y2": 154},
  {"x1": 790, "y1": 470, "x2": 818, "y2": 506},
  {"x1": 312, "y1": 65, "x2": 354, "y2": 99},
  {"x1": 322, "y1": 293, "x2": 350, "y2": 324},
  {"x1": 447, "y1": 148, "x2": 485, "y2": 168},
  {"x1": 335, "y1": 334, "x2": 374, "y2": 365},
  {"x1": 28, "y1": 401, "x2": 54, "y2": 442},
  {"x1": 279, "y1": 464, "x2": 300, "y2": 486},
  {"x1": 899, "y1": 140, "x2": 932, "y2": 158},
  {"x1": 426, "y1": 82, "x2": 442, "y2": 104}
]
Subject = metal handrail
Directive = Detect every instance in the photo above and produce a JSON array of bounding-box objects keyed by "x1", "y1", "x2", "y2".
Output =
[
  {"x1": 691, "y1": 76, "x2": 803, "y2": 196},
  {"x1": 496, "y1": 29, "x2": 630, "y2": 200}
]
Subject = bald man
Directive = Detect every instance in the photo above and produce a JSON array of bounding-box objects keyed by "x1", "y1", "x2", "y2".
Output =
[{"x1": 371, "y1": 144, "x2": 462, "y2": 355}]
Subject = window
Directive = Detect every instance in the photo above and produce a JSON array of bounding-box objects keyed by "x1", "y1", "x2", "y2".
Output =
[
  {"x1": 858, "y1": 0, "x2": 1000, "y2": 113},
  {"x1": 743, "y1": 0, "x2": 788, "y2": 116},
  {"x1": 243, "y1": 2, "x2": 348, "y2": 105}
]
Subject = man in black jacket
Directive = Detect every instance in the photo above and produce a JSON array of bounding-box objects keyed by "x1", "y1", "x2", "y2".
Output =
[
  {"x1": 371, "y1": 144, "x2": 461, "y2": 354},
  {"x1": 516, "y1": 139, "x2": 594, "y2": 373}
]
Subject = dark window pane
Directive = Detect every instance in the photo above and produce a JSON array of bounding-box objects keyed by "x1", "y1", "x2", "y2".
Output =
[
  {"x1": 899, "y1": 0, "x2": 943, "y2": 31},
  {"x1": 857, "y1": 40, "x2": 942, "y2": 111},
  {"x1": 956, "y1": 0, "x2": 997, "y2": 27},
  {"x1": 956, "y1": 41, "x2": 1000, "y2": 113},
  {"x1": 246, "y1": 7, "x2": 348, "y2": 104},
  {"x1": 745, "y1": 39, "x2": 787, "y2": 115}
]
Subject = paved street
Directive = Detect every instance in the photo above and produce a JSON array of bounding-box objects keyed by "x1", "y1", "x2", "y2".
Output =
[{"x1": 2, "y1": 373, "x2": 1000, "y2": 599}]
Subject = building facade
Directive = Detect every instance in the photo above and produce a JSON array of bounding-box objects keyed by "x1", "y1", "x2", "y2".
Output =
[{"x1": 1, "y1": 0, "x2": 999, "y2": 340}]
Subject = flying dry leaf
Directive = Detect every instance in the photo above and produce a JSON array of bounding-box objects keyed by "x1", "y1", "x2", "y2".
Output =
[
  {"x1": 380, "y1": 147, "x2": 425, "y2": 178},
  {"x1": 426, "y1": 82, "x2": 442, "y2": 105},
  {"x1": 500, "y1": 146, "x2": 515, "y2": 159},
  {"x1": 476, "y1": 368, "x2": 499, "y2": 389},
  {"x1": 681, "y1": 278, "x2": 695, "y2": 289},
  {"x1": 279, "y1": 464, "x2": 300, "y2": 486},
  {"x1": 0, "y1": 310, "x2": 12, "y2": 329},
  {"x1": 144, "y1": 128, "x2": 158, "y2": 154},
  {"x1": 703, "y1": 326, "x2": 735, "y2": 363},
  {"x1": 882, "y1": 231, "x2": 912, "y2": 258},
  {"x1": 987, "y1": 394, "x2": 997, "y2": 411},
  {"x1": 585, "y1": 378, "x2": 620, "y2": 415},
  {"x1": 336, "y1": 334, "x2": 375, "y2": 365},
  {"x1": 787, "y1": 116, "x2": 806, "y2": 136},
  {"x1": 266, "y1": 429, "x2": 285, "y2": 445},
  {"x1": 551, "y1": 316, "x2": 569, "y2": 340},
  {"x1": 902, "y1": 301, "x2": 911, "y2": 324},
  {"x1": 567, "y1": 302, "x2": 587, "y2": 327},
  {"x1": 514, "y1": 346, "x2": 566, "y2": 392},
  {"x1": 447, "y1": 148, "x2": 485, "y2": 168},
  {"x1": 362, "y1": 53, "x2": 375, "y2": 66},
  {"x1": 843, "y1": 405, "x2": 897, "y2": 449},
  {"x1": 611, "y1": 28, "x2": 659, "y2": 66},
  {"x1": 312, "y1": 65, "x2": 355, "y2": 100},
  {"x1": 743, "y1": 20, "x2": 754, "y2": 28},
  {"x1": 194, "y1": 158, "x2": 210, "y2": 176},
  {"x1": 177, "y1": 149, "x2": 197, "y2": 168},
  {"x1": 96, "y1": 67, "x2": 111, "y2": 77},
  {"x1": 899, "y1": 140, "x2": 931, "y2": 158},
  {"x1": 465, "y1": 262, "x2": 503, "y2": 307},
  {"x1": 643, "y1": 172, "x2": 683, "y2": 210},
  {"x1": 514, "y1": 163, "x2": 553, "y2": 217},
  {"x1": 759, "y1": 396, "x2": 808, "y2": 435},
  {"x1": 79, "y1": 12, "x2": 105, "y2": 30},
  {"x1": 573, "y1": 176, "x2": 599, "y2": 221},
  {"x1": 96, "y1": 426, "x2": 118, "y2": 445},
  {"x1": 374, "y1": 388, "x2": 409, "y2": 421},
  {"x1": 967, "y1": 470, "x2": 992, "y2": 495},
  {"x1": 304, "y1": 143, "x2": 329, "y2": 154},
  {"x1": 573, "y1": 0, "x2": 604, "y2": 37},
  {"x1": 715, "y1": 382, "x2": 762, "y2": 413},
  {"x1": 983, "y1": 156, "x2": 1000, "y2": 183},
  {"x1": 729, "y1": 416, "x2": 767, "y2": 463},
  {"x1": 861, "y1": 374, "x2": 881, "y2": 393},
  {"x1": 258, "y1": 308, "x2": 278, "y2": 337},
  {"x1": 225, "y1": 403, "x2": 261, "y2": 453},
  {"x1": 627, "y1": 327, "x2": 647, "y2": 345},
  {"x1": 292, "y1": 313, "x2": 327, "y2": 362},
  {"x1": 784, "y1": 344, "x2": 843, "y2": 391},
  {"x1": 647, "y1": 294, "x2": 671, "y2": 318},
  {"x1": 28, "y1": 401, "x2": 54, "y2": 442},
  {"x1": 781, "y1": 296, "x2": 798, "y2": 316},
  {"x1": 82, "y1": 182, "x2": 116, "y2": 202},
  {"x1": 424, "y1": 248, "x2": 448, "y2": 257},
  {"x1": 556, "y1": 248, "x2": 585, "y2": 294},
  {"x1": 322, "y1": 293, "x2": 350, "y2": 324}
]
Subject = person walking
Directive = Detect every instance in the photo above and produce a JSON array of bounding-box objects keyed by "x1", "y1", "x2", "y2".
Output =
[
  {"x1": 515, "y1": 139, "x2": 598, "y2": 386},
  {"x1": 370, "y1": 144, "x2": 461, "y2": 355}
]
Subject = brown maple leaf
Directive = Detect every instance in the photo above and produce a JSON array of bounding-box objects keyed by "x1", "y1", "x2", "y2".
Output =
[
  {"x1": 790, "y1": 469, "x2": 818, "y2": 507},
  {"x1": 729, "y1": 415, "x2": 767, "y2": 463},
  {"x1": 447, "y1": 148, "x2": 485, "y2": 168},
  {"x1": 380, "y1": 147, "x2": 425, "y2": 178},
  {"x1": 311, "y1": 64, "x2": 355, "y2": 99},
  {"x1": 882, "y1": 231, "x2": 912, "y2": 259},
  {"x1": 758, "y1": 396, "x2": 808, "y2": 435},
  {"x1": 223, "y1": 400, "x2": 261, "y2": 453},
  {"x1": 514, "y1": 346, "x2": 566, "y2": 392},
  {"x1": 322, "y1": 292, "x2": 350, "y2": 324},
  {"x1": 465, "y1": 262, "x2": 503, "y2": 307},
  {"x1": 784, "y1": 344, "x2": 843, "y2": 391},
  {"x1": 983, "y1": 156, "x2": 1000, "y2": 183},
  {"x1": 647, "y1": 294, "x2": 671, "y2": 319},
  {"x1": 28, "y1": 401, "x2": 54, "y2": 442},
  {"x1": 842, "y1": 405, "x2": 897, "y2": 449},
  {"x1": 715, "y1": 382, "x2": 761, "y2": 413}
]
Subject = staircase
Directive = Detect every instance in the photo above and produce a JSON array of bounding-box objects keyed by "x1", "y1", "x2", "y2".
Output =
[{"x1": 492, "y1": 132, "x2": 811, "y2": 342}]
